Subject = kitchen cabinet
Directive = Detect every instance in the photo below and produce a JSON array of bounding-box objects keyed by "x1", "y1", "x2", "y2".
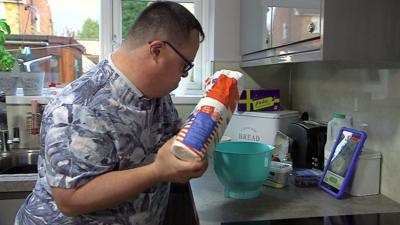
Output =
[
  {"x1": 0, "y1": 192, "x2": 29, "y2": 225},
  {"x1": 240, "y1": 0, "x2": 400, "y2": 67},
  {"x1": 240, "y1": 0, "x2": 272, "y2": 56},
  {"x1": 163, "y1": 182, "x2": 198, "y2": 225},
  {"x1": 271, "y1": 0, "x2": 320, "y2": 47}
]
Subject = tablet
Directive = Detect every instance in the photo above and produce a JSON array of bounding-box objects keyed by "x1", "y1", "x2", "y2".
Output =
[{"x1": 319, "y1": 127, "x2": 367, "y2": 199}]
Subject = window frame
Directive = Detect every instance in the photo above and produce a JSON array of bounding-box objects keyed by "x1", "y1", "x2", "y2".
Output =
[
  {"x1": 100, "y1": 0, "x2": 211, "y2": 97},
  {"x1": 0, "y1": 0, "x2": 27, "y2": 3}
]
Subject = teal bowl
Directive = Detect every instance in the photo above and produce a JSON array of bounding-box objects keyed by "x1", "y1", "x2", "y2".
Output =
[{"x1": 214, "y1": 141, "x2": 273, "y2": 199}]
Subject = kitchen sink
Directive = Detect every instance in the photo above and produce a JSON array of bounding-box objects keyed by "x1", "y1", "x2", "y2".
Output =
[{"x1": 0, "y1": 150, "x2": 39, "y2": 174}]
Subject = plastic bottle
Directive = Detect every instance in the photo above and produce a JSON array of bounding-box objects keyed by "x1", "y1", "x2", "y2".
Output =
[{"x1": 324, "y1": 113, "x2": 352, "y2": 164}]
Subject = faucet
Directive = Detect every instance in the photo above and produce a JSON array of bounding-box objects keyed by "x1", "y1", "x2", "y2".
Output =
[
  {"x1": 0, "y1": 130, "x2": 10, "y2": 152},
  {"x1": 20, "y1": 55, "x2": 53, "y2": 72},
  {"x1": 17, "y1": 55, "x2": 53, "y2": 73},
  {"x1": 0, "y1": 128, "x2": 21, "y2": 151}
]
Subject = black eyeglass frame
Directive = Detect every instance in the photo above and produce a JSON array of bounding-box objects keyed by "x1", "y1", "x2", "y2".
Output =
[{"x1": 163, "y1": 41, "x2": 194, "y2": 74}]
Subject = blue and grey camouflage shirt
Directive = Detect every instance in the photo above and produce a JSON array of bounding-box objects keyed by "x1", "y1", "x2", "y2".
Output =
[{"x1": 15, "y1": 57, "x2": 181, "y2": 225}]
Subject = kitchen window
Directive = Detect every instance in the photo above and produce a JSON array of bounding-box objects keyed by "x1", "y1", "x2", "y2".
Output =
[
  {"x1": 1, "y1": 0, "x2": 210, "y2": 98},
  {"x1": 1, "y1": 0, "x2": 100, "y2": 84},
  {"x1": 102, "y1": 0, "x2": 211, "y2": 97},
  {"x1": 0, "y1": 0, "x2": 27, "y2": 3}
]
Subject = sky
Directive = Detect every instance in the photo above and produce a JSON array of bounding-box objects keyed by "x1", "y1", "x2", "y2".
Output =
[{"x1": 48, "y1": 0, "x2": 100, "y2": 35}]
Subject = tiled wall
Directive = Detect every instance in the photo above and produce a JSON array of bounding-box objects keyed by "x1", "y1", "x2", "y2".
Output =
[{"x1": 290, "y1": 61, "x2": 400, "y2": 203}]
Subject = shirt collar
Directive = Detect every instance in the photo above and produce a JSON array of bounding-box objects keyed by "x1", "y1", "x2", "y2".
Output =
[{"x1": 107, "y1": 54, "x2": 145, "y2": 98}]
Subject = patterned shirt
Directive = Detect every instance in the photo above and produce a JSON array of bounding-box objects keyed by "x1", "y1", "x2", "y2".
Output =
[{"x1": 15, "y1": 57, "x2": 181, "y2": 225}]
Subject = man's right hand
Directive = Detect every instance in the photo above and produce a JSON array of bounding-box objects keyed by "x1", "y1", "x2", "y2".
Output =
[{"x1": 151, "y1": 137, "x2": 208, "y2": 183}]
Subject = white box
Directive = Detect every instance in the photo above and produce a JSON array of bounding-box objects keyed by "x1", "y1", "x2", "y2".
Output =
[
  {"x1": 223, "y1": 110, "x2": 299, "y2": 145},
  {"x1": 265, "y1": 161, "x2": 293, "y2": 188},
  {"x1": 347, "y1": 149, "x2": 381, "y2": 196}
]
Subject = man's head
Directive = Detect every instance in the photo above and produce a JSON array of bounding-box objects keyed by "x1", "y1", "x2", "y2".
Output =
[
  {"x1": 115, "y1": 1, "x2": 204, "y2": 98},
  {"x1": 125, "y1": 1, "x2": 204, "y2": 48}
]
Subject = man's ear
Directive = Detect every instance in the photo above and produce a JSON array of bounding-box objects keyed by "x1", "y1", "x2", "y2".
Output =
[{"x1": 148, "y1": 40, "x2": 164, "y2": 60}]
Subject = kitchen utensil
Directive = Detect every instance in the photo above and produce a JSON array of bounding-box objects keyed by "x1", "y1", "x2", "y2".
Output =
[
  {"x1": 214, "y1": 141, "x2": 273, "y2": 199},
  {"x1": 287, "y1": 120, "x2": 326, "y2": 170}
]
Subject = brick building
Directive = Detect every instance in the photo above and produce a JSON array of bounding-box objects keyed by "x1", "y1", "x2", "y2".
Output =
[{"x1": 1, "y1": 0, "x2": 85, "y2": 84}]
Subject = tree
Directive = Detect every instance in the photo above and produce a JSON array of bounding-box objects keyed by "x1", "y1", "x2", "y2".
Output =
[
  {"x1": 122, "y1": 0, "x2": 149, "y2": 39},
  {"x1": 0, "y1": 19, "x2": 16, "y2": 71},
  {"x1": 78, "y1": 18, "x2": 99, "y2": 40}
]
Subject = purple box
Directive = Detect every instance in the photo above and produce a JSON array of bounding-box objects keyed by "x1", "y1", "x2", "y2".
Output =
[{"x1": 237, "y1": 89, "x2": 280, "y2": 112}]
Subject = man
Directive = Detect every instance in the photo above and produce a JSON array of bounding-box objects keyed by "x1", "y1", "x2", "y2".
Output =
[{"x1": 15, "y1": 2, "x2": 208, "y2": 224}]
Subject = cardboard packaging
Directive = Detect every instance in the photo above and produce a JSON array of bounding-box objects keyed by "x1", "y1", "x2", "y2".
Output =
[{"x1": 238, "y1": 89, "x2": 280, "y2": 112}]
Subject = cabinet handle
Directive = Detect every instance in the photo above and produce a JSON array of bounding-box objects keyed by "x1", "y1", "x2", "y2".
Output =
[
  {"x1": 265, "y1": 36, "x2": 269, "y2": 45},
  {"x1": 308, "y1": 22, "x2": 316, "y2": 33}
]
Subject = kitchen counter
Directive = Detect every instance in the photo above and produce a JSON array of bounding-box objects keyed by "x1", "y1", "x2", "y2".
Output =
[
  {"x1": 0, "y1": 174, "x2": 36, "y2": 194},
  {"x1": 3, "y1": 168, "x2": 400, "y2": 225},
  {"x1": 0, "y1": 175, "x2": 36, "y2": 225},
  {"x1": 190, "y1": 163, "x2": 400, "y2": 225}
]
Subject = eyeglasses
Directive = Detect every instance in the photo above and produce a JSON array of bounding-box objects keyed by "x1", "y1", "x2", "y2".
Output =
[{"x1": 163, "y1": 41, "x2": 194, "y2": 75}]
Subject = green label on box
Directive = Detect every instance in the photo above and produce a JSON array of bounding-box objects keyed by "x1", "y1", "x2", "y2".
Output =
[{"x1": 324, "y1": 170, "x2": 344, "y2": 190}]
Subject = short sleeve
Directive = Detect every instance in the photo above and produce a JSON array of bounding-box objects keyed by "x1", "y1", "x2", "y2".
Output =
[{"x1": 44, "y1": 104, "x2": 117, "y2": 189}]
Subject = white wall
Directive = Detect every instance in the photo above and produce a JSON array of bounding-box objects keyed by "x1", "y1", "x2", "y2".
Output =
[
  {"x1": 290, "y1": 61, "x2": 400, "y2": 203},
  {"x1": 213, "y1": 0, "x2": 241, "y2": 62}
]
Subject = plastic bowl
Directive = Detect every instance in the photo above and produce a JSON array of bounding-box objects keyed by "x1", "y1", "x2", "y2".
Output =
[{"x1": 214, "y1": 141, "x2": 273, "y2": 199}]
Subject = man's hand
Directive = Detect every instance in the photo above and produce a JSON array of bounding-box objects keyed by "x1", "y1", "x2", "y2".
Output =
[
  {"x1": 151, "y1": 137, "x2": 208, "y2": 183},
  {"x1": 51, "y1": 136, "x2": 207, "y2": 216}
]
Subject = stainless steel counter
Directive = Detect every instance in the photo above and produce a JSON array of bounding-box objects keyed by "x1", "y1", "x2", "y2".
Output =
[
  {"x1": 3, "y1": 167, "x2": 400, "y2": 225},
  {"x1": 190, "y1": 163, "x2": 400, "y2": 225},
  {"x1": 0, "y1": 174, "x2": 36, "y2": 194},
  {"x1": 0, "y1": 175, "x2": 35, "y2": 225}
]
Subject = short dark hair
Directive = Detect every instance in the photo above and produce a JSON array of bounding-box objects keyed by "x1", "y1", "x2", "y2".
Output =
[{"x1": 125, "y1": 1, "x2": 204, "y2": 48}]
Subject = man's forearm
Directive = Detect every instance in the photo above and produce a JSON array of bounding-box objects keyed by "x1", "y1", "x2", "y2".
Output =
[{"x1": 52, "y1": 163, "x2": 161, "y2": 216}]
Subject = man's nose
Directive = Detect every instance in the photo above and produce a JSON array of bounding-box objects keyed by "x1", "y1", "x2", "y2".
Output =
[{"x1": 181, "y1": 72, "x2": 189, "y2": 78}]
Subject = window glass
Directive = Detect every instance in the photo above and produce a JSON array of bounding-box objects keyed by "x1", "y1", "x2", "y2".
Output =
[
  {"x1": 1, "y1": 0, "x2": 100, "y2": 86},
  {"x1": 121, "y1": 0, "x2": 151, "y2": 40},
  {"x1": 120, "y1": 0, "x2": 201, "y2": 96},
  {"x1": 121, "y1": 1, "x2": 195, "y2": 40},
  {"x1": 1, "y1": 0, "x2": 207, "y2": 96}
]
